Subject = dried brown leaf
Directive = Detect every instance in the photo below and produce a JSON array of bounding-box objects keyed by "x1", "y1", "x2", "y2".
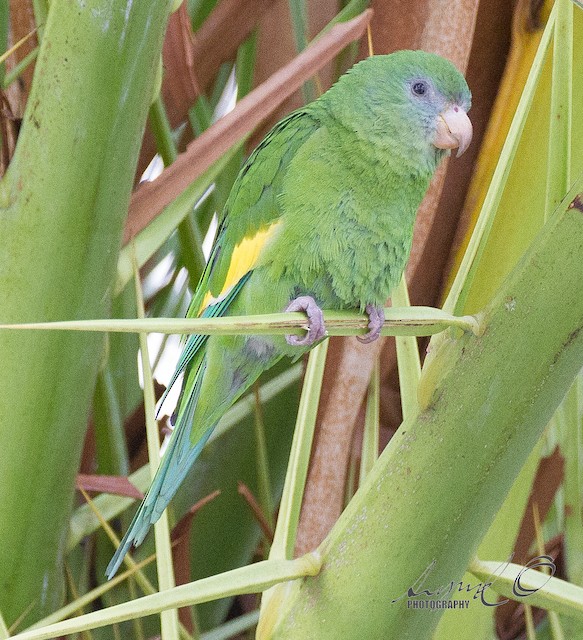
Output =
[
  {"x1": 361, "y1": 0, "x2": 429, "y2": 55},
  {"x1": 135, "y1": 4, "x2": 200, "y2": 179},
  {"x1": 125, "y1": 9, "x2": 372, "y2": 244},
  {"x1": 0, "y1": 92, "x2": 19, "y2": 174},
  {"x1": 192, "y1": 0, "x2": 277, "y2": 93},
  {"x1": 75, "y1": 473, "x2": 144, "y2": 500},
  {"x1": 136, "y1": 0, "x2": 279, "y2": 179},
  {"x1": 511, "y1": 446, "x2": 564, "y2": 565},
  {"x1": 377, "y1": 0, "x2": 513, "y2": 423},
  {"x1": 406, "y1": 0, "x2": 480, "y2": 281},
  {"x1": 496, "y1": 447, "x2": 565, "y2": 637},
  {"x1": 5, "y1": 0, "x2": 37, "y2": 117},
  {"x1": 443, "y1": 0, "x2": 530, "y2": 291},
  {"x1": 497, "y1": 533, "x2": 564, "y2": 640},
  {"x1": 251, "y1": 0, "x2": 339, "y2": 145},
  {"x1": 238, "y1": 481, "x2": 274, "y2": 542},
  {"x1": 380, "y1": 0, "x2": 514, "y2": 431},
  {"x1": 170, "y1": 489, "x2": 221, "y2": 633},
  {"x1": 164, "y1": 3, "x2": 201, "y2": 122},
  {"x1": 171, "y1": 489, "x2": 221, "y2": 544},
  {"x1": 295, "y1": 337, "x2": 384, "y2": 556}
]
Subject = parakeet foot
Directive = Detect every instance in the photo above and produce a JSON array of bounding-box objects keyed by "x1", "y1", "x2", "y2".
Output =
[
  {"x1": 285, "y1": 295, "x2": 326, "y2": 346},
  {"x1": 357, "y1": 304, "x2": 385, "y2": 343}
]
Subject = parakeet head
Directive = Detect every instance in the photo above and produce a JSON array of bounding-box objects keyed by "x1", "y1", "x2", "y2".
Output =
[{"x1": 321, "y1": 50, "x2": 472, "y2": 172}]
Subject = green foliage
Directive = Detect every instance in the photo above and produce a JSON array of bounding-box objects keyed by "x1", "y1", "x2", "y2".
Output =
[
  {"x1": 266, "y1": 179, "x2": 583, "y2": 638},
  {"x1": 0, "y1": 0, "x2": 173, "y2": 625},
  {"x1": 2, "y1": 2, "x2": 583, "y2": 640}
]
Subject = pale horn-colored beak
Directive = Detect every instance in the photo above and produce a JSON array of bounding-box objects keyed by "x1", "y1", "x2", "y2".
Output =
[{"x1": 434, "y1": 105, "x2": 473, "y2": 157}]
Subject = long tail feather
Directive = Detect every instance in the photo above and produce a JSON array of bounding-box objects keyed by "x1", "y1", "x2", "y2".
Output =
[{"x1": 105, "y1": 358, "x2": 213, "y2": 579}]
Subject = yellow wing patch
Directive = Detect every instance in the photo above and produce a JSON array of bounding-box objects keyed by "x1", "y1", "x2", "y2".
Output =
[{"x1": 199, "y1": 221, "x2": 282, "y2": 313}]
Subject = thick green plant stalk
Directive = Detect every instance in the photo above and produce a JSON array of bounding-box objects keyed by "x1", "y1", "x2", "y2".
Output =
[
  {"x1": 263, "y1": 182, "x2": 583, "y2": 639},
  {"x1": 0, "y1": 0, "x2": 172, "y2": 625}
]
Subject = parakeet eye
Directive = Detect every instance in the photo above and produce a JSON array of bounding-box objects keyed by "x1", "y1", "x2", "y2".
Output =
[{"x1": 412, "y1": 81, "x2": 428, "y2": 96}]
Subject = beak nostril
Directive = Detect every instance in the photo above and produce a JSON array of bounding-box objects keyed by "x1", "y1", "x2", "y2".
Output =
[{"x1": 453, "y1": 106, "x2": 459, "y2": 112}]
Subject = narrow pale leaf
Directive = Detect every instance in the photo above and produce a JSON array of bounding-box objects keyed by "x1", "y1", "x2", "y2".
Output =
[
  {"x1": 11, "y1": 556, "x2": 321, "y2": 640},
  {"x1": 470, "y1": 558, "x2": 583, "y2": 621},
  {"x1": 392, "y1": 276, "x2": 421, "y2": 421},
  {"x1": 133, "y1": 257, "x2": 180, "y2": 639},
  {"x1": 0, "y1": 307, "x2": 480, "y2": 338},
  {"x1": 359, "y1": 359, "x2": 380, "y2": 484},
  {"x1": 270, "y1": 341, "x2": 330, "y2": 561},
  {"x1": 443, "y1": 3, "x2": 556, "y2": 314}
]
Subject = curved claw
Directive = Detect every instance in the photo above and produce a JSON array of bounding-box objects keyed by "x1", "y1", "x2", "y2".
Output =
[
  {"x1": 357, "y1": 304, "x2": 385, "y2": 344},
  {"x1": 285, "y1": 295, "x2": 327, "y2": 347}
]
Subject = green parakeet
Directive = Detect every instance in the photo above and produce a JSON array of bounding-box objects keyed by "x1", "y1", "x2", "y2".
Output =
[{"x1": 106, "y1": 50, "x2": 472, "y2": 578}]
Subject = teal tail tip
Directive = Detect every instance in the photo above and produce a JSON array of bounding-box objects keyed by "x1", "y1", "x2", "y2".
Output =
[
  {"x1": 104, "y1": 418, "x2": 216, "y2": 579},
  {"x1": 105, "y1": 512, "x2": 153, "y2": 580},
  {"x1": 105, "y1": 537, "x2": 135, "y2": 580}
]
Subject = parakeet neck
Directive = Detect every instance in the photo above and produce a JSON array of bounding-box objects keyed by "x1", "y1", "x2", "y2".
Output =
[{"x1": 315, "y1": 84, "x2": 446, "y2": 181}]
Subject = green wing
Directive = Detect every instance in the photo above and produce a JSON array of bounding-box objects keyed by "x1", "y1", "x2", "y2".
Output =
[
  {"x1": 189, "y1": 108, "x2": 322, "y2": 315},
  {"x1": 158, "y1": 108, "x2": 322, "y2": 410}
]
